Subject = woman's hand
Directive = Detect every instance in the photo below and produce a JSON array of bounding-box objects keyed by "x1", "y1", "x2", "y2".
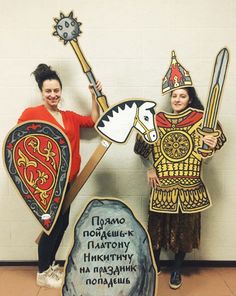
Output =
[
  {"x1": 202, "y1": 135, "x2": 218, "y2": 149},
  {"x1": 88, "y1": 81, "x2": 102, "y2": 97},
  {"x1": 147, "y1": 168, "x2": 161, "y2": 189}
]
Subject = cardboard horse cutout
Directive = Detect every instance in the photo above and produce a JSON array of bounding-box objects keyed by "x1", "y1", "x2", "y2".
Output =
[
  {"x1": 96, "y1": 100, "x2": 157, "y2": 144},
  {"x1": 3, "y1": 121, "x2": 71, "y2": 234}
]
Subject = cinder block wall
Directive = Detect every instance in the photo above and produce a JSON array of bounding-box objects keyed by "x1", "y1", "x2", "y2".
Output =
[{"x1": 0, "y1": 0, "x2": 235, "y2": 261}]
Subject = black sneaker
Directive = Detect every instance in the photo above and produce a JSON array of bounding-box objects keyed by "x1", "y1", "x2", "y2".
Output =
[{"x1": 169, "y1": 271, "x2": 182, "y2": 289}]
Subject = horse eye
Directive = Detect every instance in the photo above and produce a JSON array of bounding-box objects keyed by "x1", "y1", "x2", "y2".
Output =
[{"x1": 144, "y1": 116, "x2": 149, "y2": 121}]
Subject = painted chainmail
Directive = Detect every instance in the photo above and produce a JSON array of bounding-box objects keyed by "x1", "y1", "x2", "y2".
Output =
[{"x1": 134, "y1": 108, "x2": 226, "y2": 214}]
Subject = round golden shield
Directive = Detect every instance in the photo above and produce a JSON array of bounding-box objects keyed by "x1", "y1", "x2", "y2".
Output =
[{"x1": 161, "y1": 130, "x2": 193, "y2": 162}]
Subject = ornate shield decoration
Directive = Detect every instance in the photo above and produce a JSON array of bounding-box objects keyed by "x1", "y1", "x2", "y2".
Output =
[{"x1": 3, "y1": 121, "x2": 71, "y2": 234}]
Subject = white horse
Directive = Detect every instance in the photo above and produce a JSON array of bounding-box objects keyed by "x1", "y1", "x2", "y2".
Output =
[{"x1": 96, "y1": 99, "x2": 158, "y2": 144}]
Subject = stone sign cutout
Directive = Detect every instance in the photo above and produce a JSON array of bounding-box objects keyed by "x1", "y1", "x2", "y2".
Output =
[{"x1": 62, "y1": 198, "x2": 158, "y2": 296}]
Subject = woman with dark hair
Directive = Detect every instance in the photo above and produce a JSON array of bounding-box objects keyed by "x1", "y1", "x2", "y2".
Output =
[
  {"x1": 18, "y1": 64, "x2": 101, "y2": 288},
  {"x1": 173, "y1": 87, "x2": 204, "y2": 111},
  {"x1": 134, "y1": 52, "x2": 226, "y2": 289}
]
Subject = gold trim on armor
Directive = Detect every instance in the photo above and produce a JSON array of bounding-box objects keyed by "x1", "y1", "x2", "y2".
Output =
[
  {"x1": 188, "y1": 119, "x2": 203, "y2": 134},
  {"x1": 150, "y1": 182, "x2": 211, "y2": 213}
]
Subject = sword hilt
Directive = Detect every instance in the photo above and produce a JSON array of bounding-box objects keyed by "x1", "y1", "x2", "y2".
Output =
[
  {"x1": 197, "y1": 127, "x2": 221, "y2": 158},
  {"x1": 197, "y1": 127, "x2": 221, "y2": 138}
]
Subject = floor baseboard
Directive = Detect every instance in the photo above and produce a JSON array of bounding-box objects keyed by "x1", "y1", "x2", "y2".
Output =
[{"x1": 0, "y1": 260, "x2": 236, "y2": 267}]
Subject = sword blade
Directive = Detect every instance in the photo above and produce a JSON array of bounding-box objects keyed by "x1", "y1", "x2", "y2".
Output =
[{"x1": 203, "y1": 48, "x2": 229, "y2": 129}]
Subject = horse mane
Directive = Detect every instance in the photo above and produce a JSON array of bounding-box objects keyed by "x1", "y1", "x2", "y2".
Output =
[{"x1": 97, "y1": 100, "x2": 150, "y2": 128}]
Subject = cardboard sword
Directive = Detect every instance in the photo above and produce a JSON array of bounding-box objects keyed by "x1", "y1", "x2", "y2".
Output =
[{"x1": 198, "y1": 48, "x2": 229, "y2": 157}]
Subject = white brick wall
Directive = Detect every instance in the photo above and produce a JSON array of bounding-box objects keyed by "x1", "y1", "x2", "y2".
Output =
[{"x1": 0, "y1": 0, "x2": 235, "y2": 261}]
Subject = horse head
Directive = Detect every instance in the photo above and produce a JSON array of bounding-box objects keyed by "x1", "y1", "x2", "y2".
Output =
[
  {"x1": 133, "y1": 101, "x2": 158, "y2": 143},
  {"x1": 96, "y1": 99, "x2": 158, "y2": 144}
]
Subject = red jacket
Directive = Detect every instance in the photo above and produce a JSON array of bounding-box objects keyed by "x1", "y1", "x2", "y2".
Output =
[{"x1": 18, "y1": 104, "x2": 95, "y2": 181}]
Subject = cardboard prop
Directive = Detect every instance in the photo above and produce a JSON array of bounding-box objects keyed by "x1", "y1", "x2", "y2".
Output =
[
  {"x1": 162, "y1": 50, "x2": 192, "y2": 94},
  {"x1": 197, "y1": 48, "x2": 229, "y2": 157},
  {"x1": 62, "y1": 198, "x2": 158, "y2": 296},
  {"x1": 53, "y1": 12, "x2": 108, "y2": 112},
  {"x1": 53, "y1": 12, "x2": 158, "y2": 214},
  {"x1": 96, "y1": 100, "x2": 157, "y2": 144},
  {"x1": 52, "y1": 11, "x2": 111, "y2": 213},
  {"x1": 3, "y1": 121, "x2": 71, "y2": 234},
  {"x1": 135, "y1": 49, "x2": 228, "y2": 214}
]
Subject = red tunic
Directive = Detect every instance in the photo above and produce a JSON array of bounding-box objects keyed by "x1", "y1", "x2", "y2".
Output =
[{"x1": 18, "y1": 104, "x2": 95, "y2": 182}]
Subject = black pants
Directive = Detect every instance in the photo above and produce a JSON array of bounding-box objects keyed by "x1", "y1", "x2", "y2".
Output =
[
  {"x1": 38, "y1": 186, "x2": 70, "y2": 273},
  {"x1": 154, "y1": 248, "x2": 186, "y2": 272}
]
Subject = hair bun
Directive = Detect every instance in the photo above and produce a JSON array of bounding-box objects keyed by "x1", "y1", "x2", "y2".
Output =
[
  {"x1": 32, "y1": 63, "x2": 62, "y2": 90},
  {"x1": 33, "y1": 64, "x2": 52, "y2": 82},
  {"x1": 35, "y1": 63, "x2": 51, "y2": 74}
]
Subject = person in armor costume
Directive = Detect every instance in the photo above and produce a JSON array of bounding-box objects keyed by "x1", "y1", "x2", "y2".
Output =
[{"x1": 134, "y1": 52, "x2": 226, "y2": 289}]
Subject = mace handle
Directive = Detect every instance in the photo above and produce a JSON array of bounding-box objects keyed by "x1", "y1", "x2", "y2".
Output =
[{"x1": 70, "y1": 40, "x2": 109, "y2": 112}]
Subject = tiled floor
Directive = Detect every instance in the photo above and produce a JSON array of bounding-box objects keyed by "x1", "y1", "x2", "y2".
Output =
[
  {"x1": 158, "y1": 268, "x2": 236, "y2": 296},
  {"x1": 0, "y1": 266, "x2": 235, "y2": 296}
]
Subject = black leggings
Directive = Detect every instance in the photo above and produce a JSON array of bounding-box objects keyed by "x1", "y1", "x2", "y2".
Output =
[
  {"x1": 154, "y1": 249, "x2": 186, "y2": 272},
  {"x1": 38, "y1": 193, "x2": 70, "y2": 272},
  {"x1": 173, "y1": 251, "x2": 186, "y2": 271}
]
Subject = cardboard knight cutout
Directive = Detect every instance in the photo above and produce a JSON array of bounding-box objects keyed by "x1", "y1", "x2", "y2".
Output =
[{"x1": 135, "y1": 49, "x2": 228, "y2": 214}]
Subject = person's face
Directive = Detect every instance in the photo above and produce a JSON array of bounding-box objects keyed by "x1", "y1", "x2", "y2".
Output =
[
  {"x1": 42, "y1": 79, "x2": 62, "y2": 109},
  {"x1": 171, "y1": 89, "x2": 190, "y2": 114}
]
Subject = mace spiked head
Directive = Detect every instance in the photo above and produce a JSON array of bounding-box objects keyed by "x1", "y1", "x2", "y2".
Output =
[{"x1": 53, "y1": 11, "x2": 82, "y2": 44}]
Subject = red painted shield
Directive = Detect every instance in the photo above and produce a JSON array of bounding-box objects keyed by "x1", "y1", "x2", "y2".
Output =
[{"x1": 4, "y1": 121, "x2": 71, "y2": 234}]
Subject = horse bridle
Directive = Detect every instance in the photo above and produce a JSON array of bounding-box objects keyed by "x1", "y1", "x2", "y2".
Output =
[{"x1": 133, "y1": 108, "x2": 156, "y2": 142}]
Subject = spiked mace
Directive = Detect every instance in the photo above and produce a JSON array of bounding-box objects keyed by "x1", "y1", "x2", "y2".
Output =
[
  {"x1": 53, "y1": 12, "x2": 109, "y2": 112},
  {"x1": 52, "y1": 12, "x2": 113, "y2": 214}
]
